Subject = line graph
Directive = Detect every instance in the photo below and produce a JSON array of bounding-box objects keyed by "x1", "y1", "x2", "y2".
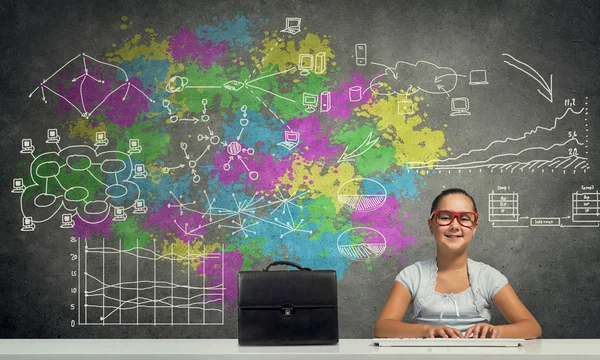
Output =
[
  {"x1": 78, "y1": 238, "x2": 224, "y2": 326},
  {"x1": 407, "y1": 104, "x2": 590, "y2": 174}
]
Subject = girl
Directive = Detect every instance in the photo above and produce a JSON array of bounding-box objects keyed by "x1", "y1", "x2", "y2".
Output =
[{"x1": 374, "y1": 188, "x2": 542, "y2": 339}]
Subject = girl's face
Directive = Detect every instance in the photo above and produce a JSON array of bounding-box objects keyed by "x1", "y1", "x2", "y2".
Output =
[{"x1": 428, "y1": 193, "x2": 478, "y2": 253}]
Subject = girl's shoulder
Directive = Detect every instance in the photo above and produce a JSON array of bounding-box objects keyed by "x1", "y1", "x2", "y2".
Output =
[
  {"x1": 467, "y1": 258, "x2": 506, "y2": 278},
  {"x1": 399, "y1": 257, "x2": 436, "y2": 274}
]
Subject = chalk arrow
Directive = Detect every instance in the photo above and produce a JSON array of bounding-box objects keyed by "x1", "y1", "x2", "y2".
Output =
[
  {"x1": 337, "y1": 132, "x2": 380, "y2": 163},
  {"x1": 502, "y1": 53, "x2": 553, "y2": 103},
  {"x1": 437, "y1": 84, "x2": 449, "y2": 97}
]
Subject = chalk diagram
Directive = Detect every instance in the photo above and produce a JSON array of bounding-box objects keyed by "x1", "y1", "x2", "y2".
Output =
[
  {"x1": 337, "y1": 178, "x2": 387, "y2": 212},
  {"x1": 335, "y1": 178, "x2": 389, "y2": 260},
  {"x1": 77, "y1": 238, "x2": 224, "y2": 325},
  {"x1": 488, "y1": 188, "x2": 599, "y2": 228},
  {"x1": 15, "y1": 132, "x2": 147, "y2": 231},
  {"x1": 337, "y1": 227, "x2": 387, "y2": 261},
  {"x1": 163, "y1": 41, "x2": 327, "y2": 153},
  {"x1": 28, "y1": 53, "x2": 155, "y2": 118},
  {"x1": 406, "y1": 104, "x2": 590, "y2": 174},
  {"x1": 168, "y1": 187, "x2": 313, "y2": 239},
  {"x1": 368, "y1": 60, "x2": 463, "y2": 97}
]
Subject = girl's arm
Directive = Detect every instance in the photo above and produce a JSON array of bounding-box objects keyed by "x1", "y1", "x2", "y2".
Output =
[
  {"x1": 374, "y1": 282, "x2": 428, "y2": 338},
  {"x1": 493, "y1": 284, "x2": 542, "y2": 339}
]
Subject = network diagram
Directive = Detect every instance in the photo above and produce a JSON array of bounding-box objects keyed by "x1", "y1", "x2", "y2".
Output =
[
  {"x1": 28, "y1": 53, "x2": 155, "y2": 118},
  {"x1": 167, "y1": 187, "x2": 313, "y2": 239},
  {"x1": 14, "y1": 130, "x2": 148, "y2": 232}
]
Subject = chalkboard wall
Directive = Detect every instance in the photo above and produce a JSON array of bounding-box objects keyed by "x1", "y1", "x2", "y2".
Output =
[{"x1": 1, "y1": 0, "x2": 599, "y2": 338}]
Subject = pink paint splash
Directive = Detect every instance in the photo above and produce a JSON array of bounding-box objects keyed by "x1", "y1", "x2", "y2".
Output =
[
  {"x1": 71, "y1": 215, "x2": 113, "y2": 239},
  {"x1": 197, "y1": 249, "x2": 243, "y2": 311},
  {"x1": 350, "y1": 195, "x2": 417, "y2": 256},
  {"x1": 211, "y1": 144, "x2": 288, "y2": 187},
  {"x1": 144, "y1": 203, "x2": 209, "y2": 242},
  {"x1": 287, "y1": 115, "x2": 345, "y2": 162},
  {"x1": 168, "y1": 28, "x2": 227, "y2": 68},
  {"x1": 53, "y1": 65, "x2": 150, "y2": 128},
  {"x1": 246, "y1": 151, "x2": 294, "y2": 192},
  {"x1": 325, "y1": 72, "x2": 375, "y2": 120},
  {"x1": 101, "y1": 77, "x2": 151, "y2": 128}
]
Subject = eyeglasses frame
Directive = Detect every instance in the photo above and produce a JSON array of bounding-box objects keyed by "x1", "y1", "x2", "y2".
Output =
[{"x1": 430, "y1": 210, "x2": 479, "y2": 228}]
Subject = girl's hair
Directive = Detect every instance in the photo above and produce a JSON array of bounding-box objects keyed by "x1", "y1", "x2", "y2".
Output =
[{"x1": 430, "y1": 188, "x2": 478, "y2": 214}]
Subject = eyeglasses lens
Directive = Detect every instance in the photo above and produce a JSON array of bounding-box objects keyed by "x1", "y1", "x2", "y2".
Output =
[{"x1": 435, "y1": 211, "x2": 475, "y2": 227}]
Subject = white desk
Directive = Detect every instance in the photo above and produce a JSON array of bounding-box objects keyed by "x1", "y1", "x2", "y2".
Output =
[{"x1": 1, "y1": 339, "x2": 600, "y2": 359}]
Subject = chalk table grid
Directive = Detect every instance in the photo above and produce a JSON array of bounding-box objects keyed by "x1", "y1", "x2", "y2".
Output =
[{"x1": 1, "y1": 339, "x2": 600, "y2": 359}]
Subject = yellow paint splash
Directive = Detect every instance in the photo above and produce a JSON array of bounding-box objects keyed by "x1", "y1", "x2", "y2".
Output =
[
  {"x1": 356, "y1": 94, "x2": 447, "y2": 168},
  {"x1": 106, "y1": 29, "x2": 172, "y2": 62},
  {"x1": 250, "y1": 32, "x2": 334, "y2": 74},
  {"x1": 160, "y1": 238, "x2": 222, "y2": 272},
  {"x1": 66, "y1": 118, "x2": 107, "y2": 143},
  {"x1": 277, "y1": 156, "x2": 356, "y2": 213}
]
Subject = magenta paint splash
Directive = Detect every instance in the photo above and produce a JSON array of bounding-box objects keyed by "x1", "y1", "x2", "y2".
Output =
[
  {"x1": 246, "y1": 150, "x2": 295, "y2": 192},
  {"x1": 53, "y1": 66, "x2": 149, "y2": 127},
  {"x1": 350, "y1": 195, "x2": 417, "y2": 255},
  {"x1": 211, "y1": 143, "x2": 268, "y2": 185},
  {"x1": 144, "y1": 203, "x2": 209, "y2": 242},
  {"x1": 325, "y1": 72, "x2": 374, "y2": 120},
  {"x1": 287, "y1": 115, "x2": 345, "y2": 162},
  {"x1": 168, "y1": 28, "x2": 228, "y2": 68},
  {"x1": 196, "y1": 248, "x2": 243, "y2": 310},
  {"x1": 71, "y1": 215, "x2": 113, "y2": 240}
]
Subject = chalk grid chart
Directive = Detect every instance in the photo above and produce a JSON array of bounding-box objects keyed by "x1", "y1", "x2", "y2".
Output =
[{"x1": 77, "y1": 238, "x2": 224, "y2": 326}]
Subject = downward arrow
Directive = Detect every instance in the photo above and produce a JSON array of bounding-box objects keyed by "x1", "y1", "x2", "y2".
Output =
[{"x1": 503, "y1": 53, "x2": 553, "y2": 103}]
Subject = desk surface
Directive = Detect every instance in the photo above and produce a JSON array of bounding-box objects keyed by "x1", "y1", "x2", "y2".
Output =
[{"x1": 1, "y1": 339, "x2": 600, "y2": 359}]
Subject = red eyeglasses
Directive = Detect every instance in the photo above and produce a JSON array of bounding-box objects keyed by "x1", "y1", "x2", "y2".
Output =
[{"x1": 430, "y1": 210, "x2": 478, "y2": 228}]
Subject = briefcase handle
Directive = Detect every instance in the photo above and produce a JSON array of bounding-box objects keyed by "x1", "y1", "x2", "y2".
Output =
[{"x1": 264, "y1": 261, "x2": 312, "y2": 271}]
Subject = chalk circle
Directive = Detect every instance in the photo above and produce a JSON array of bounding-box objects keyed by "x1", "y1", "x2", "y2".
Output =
[
  {"x1": 105, "y1": 184, "x2": 128, "y2": 198},
  {"x1": 84, "y1": 200, "x2": 108, "y2": 215},
  {"x1": 64, "y1": 186, "x2": 89, "y2": 202},
  {"x1": 66, "y1": 155, "x2": 92, "y2": 171},
  {"x1": 165, "y1": 76, "x2": 188, "y2": 93},
  {"x1": 227, "y1": 141, "x2": 242, "y2": 156},
  {"x1": 249, "y1": 171, "x2": 259, "y2": 180},
  {"x1": 34, "y1": 193, "x2": 57, "y2": 208},
  {"x1": 201, "y1": 114, "x2": 210, "y2": 122},
  {"x1": 101, "y1": 159, "x2": 127, "y2": 174},
  {"x1": 337, "y1": 178, "x2": 387, "y2": 212},
  {"x1": 245, "y1": 148, "x2": 255, "y2": 156},
  {"x1": 240, "y1": 118, "x2": 249, "y2": 126},
  {"x1": 337, "y1": 227, "x2": 387, "y2": 261},
  {"x1": 35, "y1": 161, "x2": 61, "y2": 178},
  {"x1": 210, "y1": 135, "x2": 220, "y2": 145}
]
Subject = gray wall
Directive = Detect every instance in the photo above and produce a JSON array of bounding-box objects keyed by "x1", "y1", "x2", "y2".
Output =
[{"x1": 1, "y1": 0, "x2": 599, "y2": 339}]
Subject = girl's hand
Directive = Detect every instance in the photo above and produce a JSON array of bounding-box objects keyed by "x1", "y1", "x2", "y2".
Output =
[
  {"x1": 464, "y1": 323, "x2": 501, "y2": 338},
  {"x1": 424, "y1": 325, "x2": 464, "y2": 338}
]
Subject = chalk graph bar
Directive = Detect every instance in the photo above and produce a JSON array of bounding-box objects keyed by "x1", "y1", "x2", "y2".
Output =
[
  {"x1": 78, "y1": 238, "x2": 224, "y2": 326},
  {"x1": 488, "y1": 192, "x2": 519, "y2": 222},
  {"x1": 572, "y1": 191, "x2": 600, "y2": 222}
]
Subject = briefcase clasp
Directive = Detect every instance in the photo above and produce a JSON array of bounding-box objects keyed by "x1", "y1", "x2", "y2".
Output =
[{"x1": 281, "y1": 304, "x2": 294, "y2": 317}]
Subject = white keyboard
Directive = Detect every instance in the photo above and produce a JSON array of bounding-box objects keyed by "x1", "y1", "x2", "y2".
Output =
[{"x1": 373, "y1": 337, "x2": 525, "y2": 347}]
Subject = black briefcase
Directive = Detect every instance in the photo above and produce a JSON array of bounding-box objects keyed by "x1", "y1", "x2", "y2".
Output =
[{"x1": 237, "y1": 261, "x2": 339, "y2": 346}]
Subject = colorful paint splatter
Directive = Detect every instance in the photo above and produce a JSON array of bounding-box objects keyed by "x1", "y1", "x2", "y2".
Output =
[{"x1": 17, "y1": 12, "x2": 448, "y2": 313}]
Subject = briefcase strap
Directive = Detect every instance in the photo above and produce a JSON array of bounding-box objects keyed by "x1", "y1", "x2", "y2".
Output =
[{"x1": 264, "y1": 261, "x2": 312, "y2": 271}]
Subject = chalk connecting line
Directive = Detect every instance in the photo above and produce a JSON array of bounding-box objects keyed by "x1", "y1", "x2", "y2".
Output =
[
  {"x1": 168, "y1": 187, "x2": 313, "y2": 239},
  {"x1": 29, "y1": 53, "x2": 155, "y2": 118},
  {"x1": 80, "y1": 238, "x2": 224, "y2": 325}
]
